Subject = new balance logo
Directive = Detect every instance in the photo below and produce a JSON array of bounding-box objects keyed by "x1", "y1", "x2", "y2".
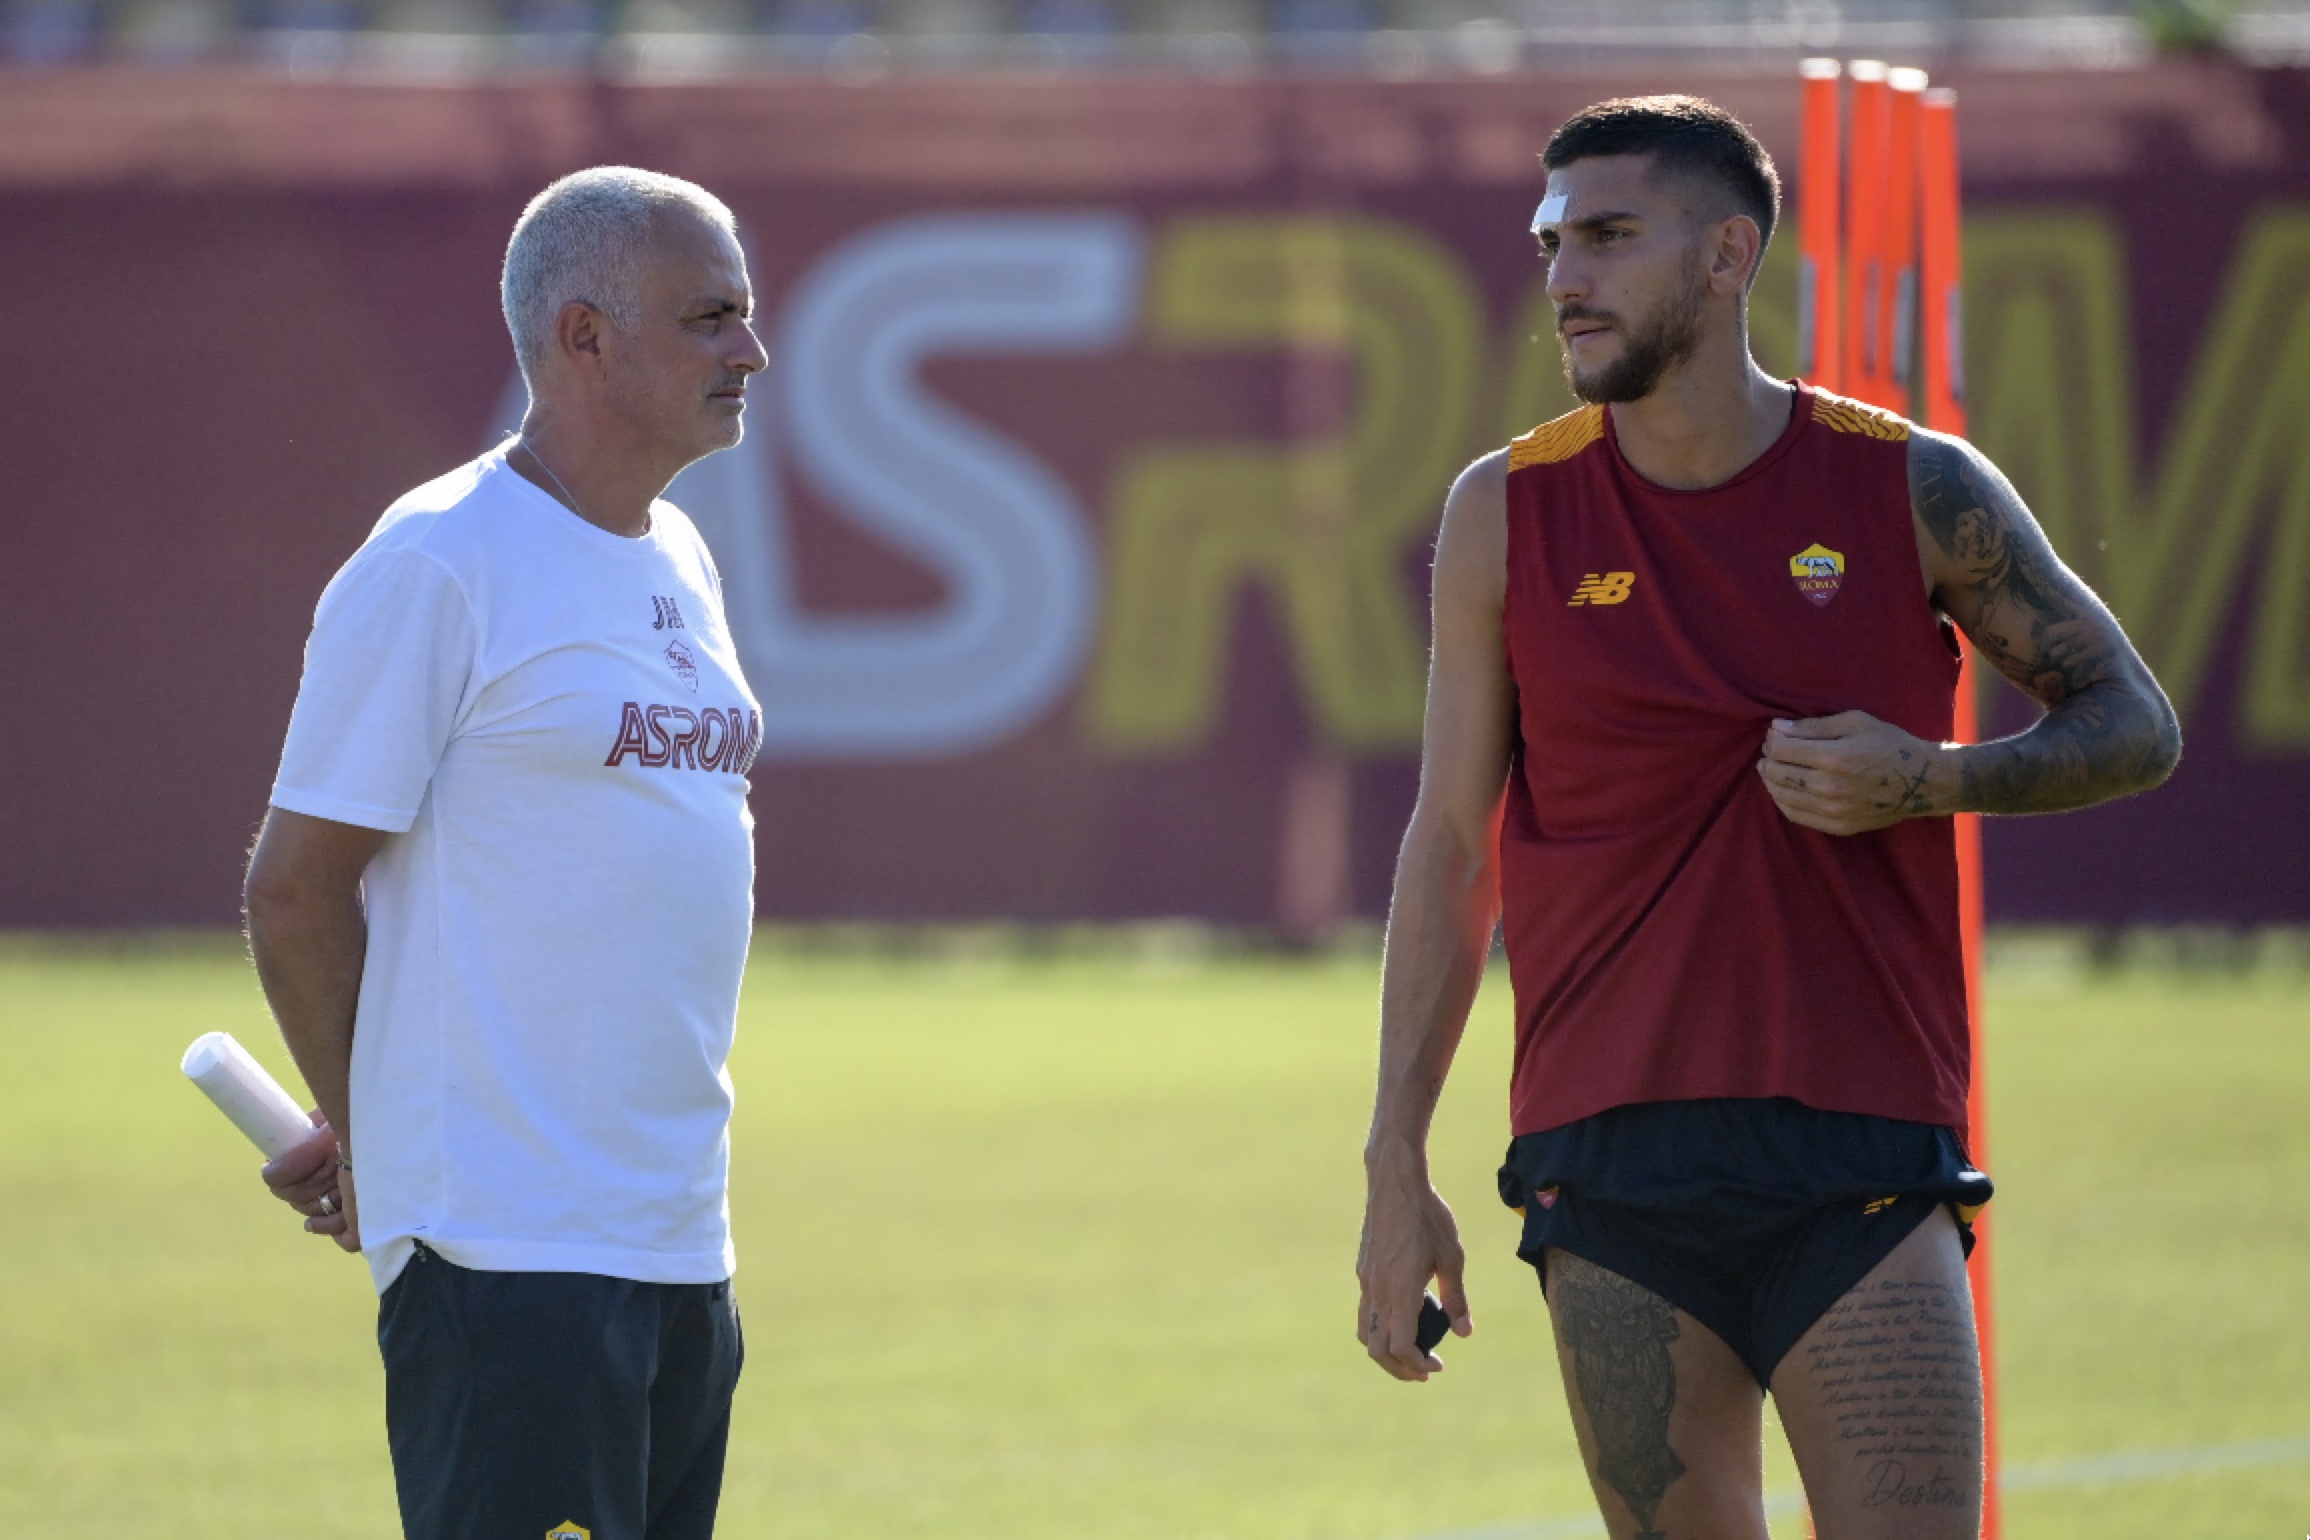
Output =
[
  {"x1": 651, "y1": 595, "x2": 687, "y2": 630},
  {"x1": 1567, "y1": 571, "x2": 1636, "y2": 606}
]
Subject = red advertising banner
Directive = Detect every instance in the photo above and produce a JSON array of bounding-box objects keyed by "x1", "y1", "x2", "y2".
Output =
[{"x1": 2, "y1": 63, "x2": 2305, "y2": 927}]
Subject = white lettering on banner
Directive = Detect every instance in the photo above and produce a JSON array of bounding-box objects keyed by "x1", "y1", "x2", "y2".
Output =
[
  {"x1": 490, "y1": 212, "x2": 1145, "y2": 762},
  {"x1": 697, "y1": 212, "x2": 1141, "y2": 758}
]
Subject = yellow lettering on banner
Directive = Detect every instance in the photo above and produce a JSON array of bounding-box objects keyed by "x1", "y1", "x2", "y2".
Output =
[
  {"x1": 2188, "y1": 214, "x2": 2310, "y2": 748},
  {"x1": 1087, "y1": 208, "x2": 2310, "y2": 757},
  {"x1": 1961, "y1": 213, "x2": 2136, "y2": 575},
  {"x1": 1960, "y1": 213, "x2": 2139, "y2": 732},
  {"x1": 2248, "y1": 432, "x2": 2310, "y2": 744},
  {"x1": 1087, "y1": 216, "x2": 1480, "y2": 753},
  {"x1": 1966, "y1": 208, "x2": 2310, "y2": 747}
]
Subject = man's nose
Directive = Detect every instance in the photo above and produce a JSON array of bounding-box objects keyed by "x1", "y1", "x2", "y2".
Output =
[
  {"x1": 1546, "y1": 249, "x2": 1586, "y2": 308},
  {"x1": 733, "y1": 319, "x2": 769, "y2": 375}
]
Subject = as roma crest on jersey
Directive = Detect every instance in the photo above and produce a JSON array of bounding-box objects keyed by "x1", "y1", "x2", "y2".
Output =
[
  {"x1": 545, "y1": 1523, "x2": 591, "y2": 1540},
  {"x1": 1789, "y1": 543, "x2": 1846, "y2": 607},
  {"x1": 664, "y1": 638, "x2": 700, "y2": 693}
]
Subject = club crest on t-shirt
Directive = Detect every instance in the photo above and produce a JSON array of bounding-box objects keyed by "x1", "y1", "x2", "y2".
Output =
[
  {"x1": 664, "y1": 638, "x2": 700, "y2": 692},
  {"x1": 545, "y1": 1523, "x2": 591, "y2": 1540},
  {"x1": 1789, "y1": 543, "x2": 1846, "y2": 607}
]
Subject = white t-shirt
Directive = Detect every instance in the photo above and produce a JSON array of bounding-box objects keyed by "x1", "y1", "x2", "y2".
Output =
[{"x1": 272, "y1": 447, "x2": 760, "y2": 1294}]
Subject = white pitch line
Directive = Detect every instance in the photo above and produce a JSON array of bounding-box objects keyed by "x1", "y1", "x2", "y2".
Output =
[
  {"x1": 1390, "y1": 1433, "x2": 2310, "y2": 1540},
  {"x1": 2000, "y1": 1433, "x2": 2310, "y2": 1492}
]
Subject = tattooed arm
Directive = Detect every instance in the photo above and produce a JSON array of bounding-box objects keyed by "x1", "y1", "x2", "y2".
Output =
[
  {"x1": 1758, "y1": 431, "x2": 2180, "y2": 834},
  {"x1": 1908, "y1": 428, "x2": 2180, "y2": 813}
]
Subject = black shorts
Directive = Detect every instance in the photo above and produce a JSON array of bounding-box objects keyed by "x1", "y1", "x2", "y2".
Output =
[
  {"x1": 377, "y1": 1243, "x2": 744, "y2": 1540},
  {"x1": 1497, "y1": 1097, "x2": 1992, "y2": 1387}
]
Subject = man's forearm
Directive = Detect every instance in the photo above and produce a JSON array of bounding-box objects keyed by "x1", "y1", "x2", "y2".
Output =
[
  {"x1": 1951, "y1": 678, "x2": 2181, "y2": 816},
  {"x1": 1367, "y1": 812, "x2": 1498, "y2": 1164},
  {"x1": 244, "y1": 887, "x2": 366, "y2": 1152},
  {"x1": 1908, "y1": 429, "x2": 2182, "y2": 818}
]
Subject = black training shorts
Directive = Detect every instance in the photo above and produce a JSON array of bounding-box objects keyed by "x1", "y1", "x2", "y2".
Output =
[
  {"x1": 378, "y1": 1243, "x2": 744, "y2": 1540},
  {"x1": 1497, "y1": 1097, "x2": 1992, "y2": 1386}
]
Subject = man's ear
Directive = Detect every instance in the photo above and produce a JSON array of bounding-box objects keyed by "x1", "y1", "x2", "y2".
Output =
[
  {"x1": 556, "y1": 301, "x2": 605, "y2": 371},
  {"x1": 1708, "y1": 215, "x2": 1764, "y2": 297}
]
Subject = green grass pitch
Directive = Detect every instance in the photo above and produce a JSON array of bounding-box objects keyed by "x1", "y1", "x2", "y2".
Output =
[{"x1": 1, "y1": 935, "x2": 2304, "y2": 1537}]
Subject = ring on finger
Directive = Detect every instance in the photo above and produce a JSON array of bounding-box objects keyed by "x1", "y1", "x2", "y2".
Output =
[{"x1": 317, "y1": 1192, "x2": 339, "y2": 1217}]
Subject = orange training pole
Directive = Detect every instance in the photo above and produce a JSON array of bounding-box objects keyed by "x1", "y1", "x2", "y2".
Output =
[
  {"x1": 1882, "y1": 68, "x2": 1927, "y2": 414},
  {"x1": 1798, "y1": 62, "x2": 1842, "y2": 1540},
  {"x1": 1920, "y1": 82, "x2": 2000, "y2": 1540},
  {"x1": 1842, "y1": 60, "x2": 1890, "y2": 403},
  {"x1": 1920, "y1": 89, "x2": 1966, "y2": 436},
  {"x1": 1797, "y1": 58, "x2": 1843, "y2": 393},
  {"x1": 1953, "y1": 657, "x2": 1997, "y2": 1540}
]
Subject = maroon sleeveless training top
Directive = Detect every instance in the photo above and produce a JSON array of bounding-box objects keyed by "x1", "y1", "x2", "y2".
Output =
[{"x1": 1498, "y1": 382, "x2": 1969, "y2": 1137}]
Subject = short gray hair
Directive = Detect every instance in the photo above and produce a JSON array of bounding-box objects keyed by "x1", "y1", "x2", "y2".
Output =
[{"x1": 500, "y1": 166, "x2": 739, "y2": 386}]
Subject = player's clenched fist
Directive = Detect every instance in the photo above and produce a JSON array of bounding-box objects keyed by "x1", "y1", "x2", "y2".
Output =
[
  {"x1": 1758, "y1": 711, "x2": 1958, "y2": 836},
  {"x1": 1357, "y1": 1155, "x2": 1472, "y2": 1382}
]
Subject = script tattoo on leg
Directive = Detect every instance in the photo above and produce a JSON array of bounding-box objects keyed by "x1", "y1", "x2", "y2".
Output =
[
  {"x1": 1801, "y1": 1275, "x2": 1981, "y2": 1513},
  {"x1": 1551, "y1": 1253, "x2": 1687, "y2": 1539}
]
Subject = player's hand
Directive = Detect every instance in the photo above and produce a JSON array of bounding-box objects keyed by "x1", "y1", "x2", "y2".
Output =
[
  {"x1": 261, "y1": 1110, "x2": 361, "y2": 1254},
  {"x1": 1757, "y1": 711, "x2": 1956, "y2": 836},
  {"x1": 1357, "y1": 1151, "x2": 1472, "y2": 1382}
]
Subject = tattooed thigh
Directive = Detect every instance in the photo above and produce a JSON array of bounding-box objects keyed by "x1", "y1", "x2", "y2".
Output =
[
  {"x1": 1775, "y1": 1225, "x2": 1983, "y2": 1536},
  {"x1": 1546, "y1": 1252, "x2": 1690, "y2": 1538}
]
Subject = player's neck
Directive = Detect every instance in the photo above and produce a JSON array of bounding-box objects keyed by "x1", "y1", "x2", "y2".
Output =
[
  {"x1": 1607, "y1": 344, "x2": 1791, "y2": 492},
  {"x1": 507, "y1": 411, "x2": 672, "y2": 540}
]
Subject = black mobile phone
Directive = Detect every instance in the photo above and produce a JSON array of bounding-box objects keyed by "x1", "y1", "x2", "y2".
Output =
[{"x1": 1415, "y1": 1291, "x2": 1453, "y2": 1354}]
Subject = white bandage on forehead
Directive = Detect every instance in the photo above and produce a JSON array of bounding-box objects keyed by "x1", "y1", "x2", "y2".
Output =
[{"x1": 1530, "y1": 192, "x2": 1569, "y2": 234}]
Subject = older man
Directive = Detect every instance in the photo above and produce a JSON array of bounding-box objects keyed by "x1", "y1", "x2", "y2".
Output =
[{"x1": 246, "y1": 167, "x2": 768, "y2": 1539}]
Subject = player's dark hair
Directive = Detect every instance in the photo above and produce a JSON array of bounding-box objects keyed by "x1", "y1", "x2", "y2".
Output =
[{"x1": 1544, "y1": 96, "x2": 1782, "y2": 253}]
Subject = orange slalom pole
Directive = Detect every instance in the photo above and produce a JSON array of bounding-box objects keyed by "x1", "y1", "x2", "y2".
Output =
[
  {"x1": 1953, "y1": 657, "x2": 1997, "y2": 1540},
  {"x1": 1797, "y1": 57, "x2": 1843, "y2": 393},
  {"x1": 1920, "y1": 88, "x2": 1966, "y2": 436},
  {"x1": 1843, "y1": 60, "x2": 1891, "y2": 404},
  {"x1": 1921, "y1": 83, "x2": 1999, "y2": 1540},
  {"x1": 1882, "y1": 68, "x2": 1926, "y2": 414},
  {"x1": 1797, "y1": 66, "x2": 1840, "y2": 1540}
]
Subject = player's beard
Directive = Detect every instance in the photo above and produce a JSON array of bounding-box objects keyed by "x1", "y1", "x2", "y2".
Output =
[{"x1": 1559, "y1": 254, "x2": 1708, "y2": 405}]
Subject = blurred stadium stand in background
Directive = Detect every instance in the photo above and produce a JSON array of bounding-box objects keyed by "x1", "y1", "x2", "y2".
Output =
[
  {"x1": 8, "y1": 0, "x2": 2310, "y2": 74},
  {"x1": 7, "y1": 0, "x2": 2308, "y2": 932}
]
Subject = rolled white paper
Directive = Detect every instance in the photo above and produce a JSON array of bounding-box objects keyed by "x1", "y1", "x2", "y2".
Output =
[{"x1": 181, "y1": 1031, "x2": 318, "y2": 1159}]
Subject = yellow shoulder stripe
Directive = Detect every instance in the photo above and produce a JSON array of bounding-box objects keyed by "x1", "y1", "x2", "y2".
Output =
[
  {"x1": 1810, "y1": 389, "x2": 1912, "y2": 441},
  {"x1": 1509, "y1": 405, "x2": 1606, "y2": 470}
]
